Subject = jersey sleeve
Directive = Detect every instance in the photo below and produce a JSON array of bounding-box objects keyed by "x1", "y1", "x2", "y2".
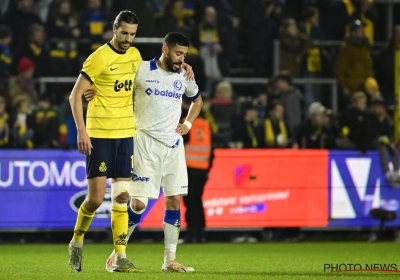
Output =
[
  {"x1": 185, "y1": 80, "x2": 200, "y2": 100},
  {"x1": 134, "y1": 47, "x2": 143, "y2": 64},
  {"x1": 132, "y1": 48, "x2": 143, "y2": 94},
  {"x1": 134, "y1": 61, "x2": 146, "y2": 93},
  {"x1": 80, "y1": 51, "x2": 105, "y2": 84}
]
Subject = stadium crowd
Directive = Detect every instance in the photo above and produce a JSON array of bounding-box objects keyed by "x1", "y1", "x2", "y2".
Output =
[{"x1": 0, "y1": 0, "x2": 400, "y2": 181}]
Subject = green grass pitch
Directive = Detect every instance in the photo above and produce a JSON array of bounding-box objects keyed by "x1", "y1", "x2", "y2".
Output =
[{"x1": 1, "y1": 242, "x2": 399, "y2": 279}]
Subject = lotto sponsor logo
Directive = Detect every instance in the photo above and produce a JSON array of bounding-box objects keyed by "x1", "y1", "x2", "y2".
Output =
[{"x1": 114, "y1": 80, "x2": 133, "y2": 92}]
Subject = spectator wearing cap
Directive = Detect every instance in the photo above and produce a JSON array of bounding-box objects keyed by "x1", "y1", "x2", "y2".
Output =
[
  {"x1": 0, "y1": 25, "x2": 12, "y2": 79},
  {"x1": 9, "y1": 57, "x2": 38, "y2": 105},
  {"x1": 296, "y1": 102, "x2": 336, "y2": 149},
  {"x1": 341, "y1": 0, "x2": 379, "y2": 43},
  {"x1": 31, "y1": 94, "x2": 67, "y2": 148},
  {"x1": 338, "y1": 91, "x2": 378, "y2": 153},
  {"x1": 264, "y1": 100, "x2": 291, "y2": 148},
  {"x1": 370, "y1": 99, "x2": 400, "y2": 185},
  {"x1": 335, "y1": 19, "x2": 373, "y2": 109},
  {"x1": 364, "y1": 76, "x2": 381, "y2": 100},
  {"x1": 231, "y1": 102, "x2": 265, "y2": 149}
]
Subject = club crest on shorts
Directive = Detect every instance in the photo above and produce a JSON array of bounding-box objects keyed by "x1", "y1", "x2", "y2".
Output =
[
  {"x1": 99, "y1": 161, "x2": 107, "y2": 172},
  {"x1": 174, "y1": 80, "x2": 182, "y2": 91}
]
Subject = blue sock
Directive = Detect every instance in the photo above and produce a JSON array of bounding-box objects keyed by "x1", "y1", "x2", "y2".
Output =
[
  {"x1": 127, "y1": 204, "x2": 142, "y2": 226},
  {"x1": 164, "y1": 210, "x2": 180, "y2": 228}
]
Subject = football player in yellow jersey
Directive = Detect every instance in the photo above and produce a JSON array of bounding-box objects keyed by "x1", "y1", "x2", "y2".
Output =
[{"x1": 67, "y1": 10, "x2": 194, "y2": 273}]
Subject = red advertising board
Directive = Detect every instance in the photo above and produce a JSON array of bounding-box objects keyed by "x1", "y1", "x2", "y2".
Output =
[{"x1": 140, "y1": 149, "x2": 329, "y2": 228}]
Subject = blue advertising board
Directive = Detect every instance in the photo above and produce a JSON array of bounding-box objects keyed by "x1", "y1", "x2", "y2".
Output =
[
  {"x1": 0, "y1": 150, "x2": 112, "y2": 228},
  {"x1": 1, "y1": 149, "x2": 400, "y2": 229},
  {"x1": 329, "y1": 151, "x2": 400, "y2": 227}
]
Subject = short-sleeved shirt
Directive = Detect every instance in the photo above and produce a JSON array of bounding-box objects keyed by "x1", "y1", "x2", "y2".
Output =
[
  {"x1": 134, "y1": 58, "x2": 200, "y2": 147},
  {"x1": 81, "y1": 42, "x2": 142, "y2": 138}
]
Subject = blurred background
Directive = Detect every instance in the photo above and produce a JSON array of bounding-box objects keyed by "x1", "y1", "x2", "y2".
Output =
[{"x1": 1, "y1": 0, "x2": 400, "y2": 244}]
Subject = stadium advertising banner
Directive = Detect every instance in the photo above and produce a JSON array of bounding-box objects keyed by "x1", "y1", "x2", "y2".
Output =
[
  {"x1": 1, "y1": 149, "x2": 400, "y2": 229},
  {"x1": 0, "y1": 150, "x2": 111, "y2": 228},
  {"x1": 329, "y1": 151, "x2": 400, "y2": 227},
  {"x1": 140, "y1": 149, "x2": 329, "y2": 228}
]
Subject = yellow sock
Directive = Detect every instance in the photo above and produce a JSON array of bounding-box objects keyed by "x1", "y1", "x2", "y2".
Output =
[
  {"x1": 73, "y1": 205, "x2": 95, "y2": 243},
  {"x1": 111, "y1": 206, "x2": 128, "y2": 256}
]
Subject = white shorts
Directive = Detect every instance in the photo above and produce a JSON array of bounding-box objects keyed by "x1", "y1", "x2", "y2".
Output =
[{"x1": 130, "y1": 130, "x2": 188, "y2": 200}]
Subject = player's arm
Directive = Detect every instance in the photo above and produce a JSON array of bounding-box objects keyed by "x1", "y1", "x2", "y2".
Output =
[
  {"x1": 69, "y1": 75, "x2": 92, "y2": 155},
  {"x1": 176, "y1": 95, "x2": 203, "y2": 136}
]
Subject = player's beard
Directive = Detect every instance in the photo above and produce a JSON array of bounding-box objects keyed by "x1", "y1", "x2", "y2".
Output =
[
  {"x1": 165, "y1": 53, "x2": 182, "y2": 72},
  {"x1": 117, "y1": 38, "x2": 131, "y2": 51}
]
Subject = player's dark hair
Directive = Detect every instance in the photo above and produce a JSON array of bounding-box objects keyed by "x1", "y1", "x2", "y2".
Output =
[
  {"x1": 113, "y1": 10, "x2": 139, "y2": 28},
  {"x1": 163, "y1": 32, "x2": 189, "y2": 48}
]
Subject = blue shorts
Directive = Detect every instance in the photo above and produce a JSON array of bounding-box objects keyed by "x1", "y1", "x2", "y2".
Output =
[{"x1": 86, "y1": 137, "x2": 133, "y2": 179}]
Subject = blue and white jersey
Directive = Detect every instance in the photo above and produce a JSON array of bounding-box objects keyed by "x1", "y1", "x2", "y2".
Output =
[{"x1": 134, "y1": 58, "x2": 200, "y2": 147}]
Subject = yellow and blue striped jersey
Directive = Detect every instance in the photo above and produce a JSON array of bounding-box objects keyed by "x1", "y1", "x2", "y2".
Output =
[{"x1": 81, "y1": 42, "x2": 142, "y2": 138}]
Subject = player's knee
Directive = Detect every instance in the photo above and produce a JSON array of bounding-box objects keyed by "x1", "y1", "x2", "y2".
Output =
[
  {"x1": 84, "y1": 197, "x2": 103, "y2": 212},
  {"x1": 165, "y1": 195, "x2": 181, "y2": 210},
  {"x1": 115, "y1": 192, "x2": 129, "y2": 203},
  {"x1": 131, "y1": 197, "x2": 148, "y2": 212},
  {"x1": 111, "y1": 181, "x2": 131, "y2": 207}
]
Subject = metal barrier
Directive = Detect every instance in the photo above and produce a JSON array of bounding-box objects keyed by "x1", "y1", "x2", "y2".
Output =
[
  {"x1": 273, "y1": 39, "x2": 389, "y2": 77},
  {"x1": 36, "y1": 76, "x2": 338, "y2": 112},
  {"x1": 36, "y1": 77, "x2": 76, "y2": 96},
  {"x1": 224, "y1": 77, "x2": 339, "y2": 113}
]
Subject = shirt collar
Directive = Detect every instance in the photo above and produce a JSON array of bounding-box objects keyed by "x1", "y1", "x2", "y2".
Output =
[{"x1": 150, "y1": 57, "x2": 158, "y2": 70}]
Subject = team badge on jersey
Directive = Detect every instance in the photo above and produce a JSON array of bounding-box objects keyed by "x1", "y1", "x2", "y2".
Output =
[
  {"x1": 99, "y1": 161, "x2": 107, "y2": 172},
  {"x1": 174, "y1": 80, "x2": 182, "y2": 91}
]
